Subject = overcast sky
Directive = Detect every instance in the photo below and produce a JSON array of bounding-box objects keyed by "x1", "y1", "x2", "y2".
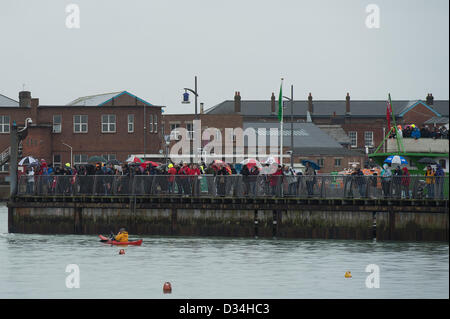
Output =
[{"x1": 0, "y1": 0, "x2": 448, "y2": 114}]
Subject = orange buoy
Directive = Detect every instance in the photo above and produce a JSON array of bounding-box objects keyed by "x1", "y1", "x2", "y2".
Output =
[
  {"x1": 345, "y1": 271, "x2": 352, "y2": 278},
  {"x1": 119, "y1": 249, "x2": 125, "y2": 255},
  {"x1": 163, "y1": 282, "x2": 172, "y2": 294}
]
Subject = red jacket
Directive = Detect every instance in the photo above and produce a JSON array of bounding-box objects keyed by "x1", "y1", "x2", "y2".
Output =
[
  {"x1": 270, "y1": 169, "x2": 282, "y2": 186},
  {"x1": 168, "y1": 167, "x2": 177, "y2": 182},
  {"x1": 178, "y1": 166, "x2": 190, "y2": 178},
  {"x1": 189, "y1": 168, "x2": 201, "y2": 175}
]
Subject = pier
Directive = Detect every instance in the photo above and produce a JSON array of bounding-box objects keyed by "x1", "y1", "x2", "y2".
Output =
[{"x1": 7, "y1": 192, "x2": 448, "y2": 241}]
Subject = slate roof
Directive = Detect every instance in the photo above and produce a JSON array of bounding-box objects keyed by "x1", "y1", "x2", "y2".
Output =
[
  {"x1": 317, "y1": 125, "x2": 352, "y2": 145},
  {"x1": 243, "y1": 122, "x2": 343, "y2": 148},
  {"x1": 66, "y1": 90, "x2": 153, "y2": 106},
  {"x1": 206, "y1": 99, "x2": 449, "y2": 117},
  {"x1": 0, "y1": 94, "x2": 19, "y2": 107}
]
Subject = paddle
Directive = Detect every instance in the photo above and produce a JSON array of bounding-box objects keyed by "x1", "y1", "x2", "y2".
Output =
[{"x1": 99, "y1": 231, "x2": 115, "y2": 242}]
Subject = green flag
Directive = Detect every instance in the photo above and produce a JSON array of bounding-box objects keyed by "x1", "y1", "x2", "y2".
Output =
[{"x1": 278, "y1": 81, "x2": 283, "y2": 122}]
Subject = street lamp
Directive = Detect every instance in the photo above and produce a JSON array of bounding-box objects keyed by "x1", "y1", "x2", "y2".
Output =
[
  {"x1": 182, "y1": 76, "x2": 199, "y2": 119},
  {"x1": 62, "y1": 142, "x2": 73, "y2": 167},
  {"x1": 283, "y1": 85, "x2": 294, "y2": 168},
  {"x1": 182, "y1": 76, "x2": 200, "y2": 162}
]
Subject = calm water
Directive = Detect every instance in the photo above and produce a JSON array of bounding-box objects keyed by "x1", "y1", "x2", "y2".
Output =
[{"x1": 0, "y1": 205, "x2": 448, "y2": 299}]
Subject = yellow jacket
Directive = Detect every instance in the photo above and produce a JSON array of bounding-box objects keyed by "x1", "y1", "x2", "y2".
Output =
[
  {"x1": 115, "y1": 231, "x2": 129, "y2": 242},
  {"x1": 425, "y1": 170, "x2": 435, "y2": 184}
]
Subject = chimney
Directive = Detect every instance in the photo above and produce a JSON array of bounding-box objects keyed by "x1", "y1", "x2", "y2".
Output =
[
  {"x1": 307, "y1": 93, "x2": 313, "y2": 114},
  {"x1": 426, "y1": 93, "x2": 434, "y2": 106},
  {"x1": 234, "y1": 92, "x2": 241, "y2": 113},
  {"x1": 200, "y1": 102, "x2": 204, "y2": 114},
  {"x1": 271, "y1": 92, "x2": 276, "y2": 114},
  {"x1": 31, "y1": 98, "x2": 39, "y2": 122},
  {"x1": 19, "y1": 91, "x2": 31, "y2": 108},
  {"x1": 345, "y1": 92, "x2": 351, "y2": 115}
]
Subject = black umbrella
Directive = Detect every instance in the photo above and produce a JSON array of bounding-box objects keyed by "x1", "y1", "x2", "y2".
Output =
[
  {"x1": 301, "y1": 160, "x2": 320, "y2": 170},
  {"x1": 106, "y1": 159, "x2": 121, "y2": 166},
  {"x1": 417, "y1": 158, "x2": 437, "y2": 165},
  {"x1": 88, "y1": 155, "x2": 107, "y2": 163}
]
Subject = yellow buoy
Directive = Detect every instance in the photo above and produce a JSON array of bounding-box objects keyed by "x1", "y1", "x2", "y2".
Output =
[{"x1": 345, "y1": 271, "x2": 352, "y2": 278}]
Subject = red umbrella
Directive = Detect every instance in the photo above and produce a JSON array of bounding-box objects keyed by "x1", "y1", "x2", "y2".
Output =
[
  {"x1": 126, "y1": 156, "x2": 143, "y2": 164},
  {"x1": 240, "y1": 158, "x2": 262, "y2": 169},
  {"x1": 140, "y1": 161, "x2": 159, "y2": 168}
]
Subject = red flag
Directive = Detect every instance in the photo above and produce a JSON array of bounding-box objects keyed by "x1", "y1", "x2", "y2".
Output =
[{"x1": 386, "y1": 101, "x2": 392, "y2": 130}]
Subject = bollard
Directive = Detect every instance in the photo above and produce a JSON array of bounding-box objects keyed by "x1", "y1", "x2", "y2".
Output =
[{"x1": 163, "y1": 282, "x2": 172, "y2": 294}]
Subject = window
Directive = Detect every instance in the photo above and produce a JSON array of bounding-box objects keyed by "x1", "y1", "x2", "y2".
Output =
[
  {"x1": 317, "y1": 158, "x2": 324, "y2": 167},
  {"x1": 74, "y1": 154, "x2": 88, "y2": 165},
  {"x1": 154, "y1": 114, "x2": 158, "y2": 133},
  {"x1": 364, "y1": 131, "x2": 374, "y2": 147},
  {"x1": 73, "y1": 115, "x2": 88, "y2": 133},
  {"x1": 439, "y1": 159, "x2": 447, "y2": 169},
  {"x1": 334, "y1": 158, "x2": 342, "y2": 167},
  {"x1": 0, "y1": 115, "x2": 10, "y2": 133},
  {"x1": 53, "y1": 154, "x2": 61, "y2": 168},
  {"x1": 128, "y1": 114, "x2": 134, "y2": 133},
  {"x1": 53, "y1": 115, "x2": 62, "y2": 133},
  {"x1": 101, "y1": 114, "x2": 116, "y2": 133},
  {"x1": 102, "y1": 154, "x2": 116, "y2": 161},
  {"x1": 149, "y1": 114, "x2": 153, "y2": 133},
  {"x1": 349, "y1": 131, "x2": 357, "y2": 148},
  {"x1": 0, "y1": 163, "x2": 9, "y2": 172},
  {"x1": 170, "y1": 123, "x2": 180, "y2": 140},
  {"x1": 186, "y1": 123, "x2": 194, "y2": 140}
]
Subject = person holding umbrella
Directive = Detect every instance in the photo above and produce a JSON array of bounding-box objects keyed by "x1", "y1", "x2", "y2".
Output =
[
  {"x1": 435, "y1": 164, "x2": 445, "y2": 199},
  {"x1": 304, "y1": 162, "x2": 315, "y2": 197},
  {"x1": 380, "y1": 164, "x2": 392, "y2": 198},
  {"x1": 425, "y1": 165, "x2": 436, "y2": 199}
]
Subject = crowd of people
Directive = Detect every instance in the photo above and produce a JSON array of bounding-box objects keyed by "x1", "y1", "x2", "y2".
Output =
[
  {"x1": 389, "y1": 124, "x2": 449, "y2": 140},
  {"x1": 20, "y1": 159, "x2": 447, "y2": 199}
]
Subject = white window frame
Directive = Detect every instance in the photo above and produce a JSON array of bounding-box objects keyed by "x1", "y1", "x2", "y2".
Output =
[
  {"x1": 349, "y1": 131, "x2": 357, "y2": 148},
  {"x1": 53, "y1": 154, "x2": 62, "y2": 168},
  {"x1": 0, "y1": 163, "x2": 9, "y2": 172},
  {"x1": 186, "y1": 122, "x2": 194, "y2": 140},
  {"x1": 0, "y1": 115, "x2": 10, "y2": 133},
  {"x1": 52, "y1": 115, "x2": 62, "y2": 133},
  {"x1": 73, "y1": 115, "x2": 88, "y2": 133},
  {"x1": 364, "y1": 131, "x2": 374, "y2": 147},
  {"x1": 149, "y1": 114, "x2": 153, "y2": 133},
  {"x1": 170, "y1": 123, "x2": 180, "y2": 140},
  {"x1": 317, "y1": 158, "x2": 324, "y2": 167},
  {"x1": 154, "y1": 114, "x2": 158, "y2": 134},
  {"x1": 128, "y1": 114, "x2": 134, "y2": 133},
  {"x1": 101, "y1": 114, "x2": 116, "y2": 133},
  {"x1": 74, "y1": 154, "x2": 88, "y2": 165},
  {"x1": 334, "y1": 158, "x2": 342, "y2": 167},
  {"x1": 102, "y1": 154, "x2": 116, "y2": 161}
]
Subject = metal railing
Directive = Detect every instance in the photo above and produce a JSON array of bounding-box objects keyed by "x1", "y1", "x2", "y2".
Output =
[{"x1": 16, "y1": 174, "x2": 449, "y2": 200}]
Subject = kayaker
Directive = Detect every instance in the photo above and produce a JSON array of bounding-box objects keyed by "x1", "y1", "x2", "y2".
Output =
[{"x1": 113, "y1": 228, "x2": 129, "y2": 242}]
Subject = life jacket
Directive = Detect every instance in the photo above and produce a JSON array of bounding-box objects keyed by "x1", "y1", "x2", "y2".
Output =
[{"x1": 115, "y1": 231, "x2": 128, "y2": 242}]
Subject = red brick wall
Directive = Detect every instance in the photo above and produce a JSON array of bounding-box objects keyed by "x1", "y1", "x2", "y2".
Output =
[
  {"x1": 401, "y1": 102, "x2": 439, "y2": 127},
  {"x1": 0, "y1": 97, "x2": 163, "y2": 171}
]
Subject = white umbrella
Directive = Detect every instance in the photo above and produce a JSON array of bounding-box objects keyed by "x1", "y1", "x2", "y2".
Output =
[
  {"x1": 264, "y1": 156, "x2": 279, "y2": 165},
  {"x1": 18, "y1": 156, "x2": 38, "y2": 166}
]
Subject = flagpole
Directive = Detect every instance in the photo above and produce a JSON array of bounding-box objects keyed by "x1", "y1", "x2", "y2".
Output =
[{"x1": 279, "y1": 78, "x2": 284, "y2": 166}]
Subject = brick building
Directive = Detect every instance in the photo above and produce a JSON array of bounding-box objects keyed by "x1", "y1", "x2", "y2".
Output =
[
  {"x1": 205, "y1": 92, "x2": 449, "y2": 153},
  {"x1": 0, "y1": 90, "x2": 164, "y2": 180}
]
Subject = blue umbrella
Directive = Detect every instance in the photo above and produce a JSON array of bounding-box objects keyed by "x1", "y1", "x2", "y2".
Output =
[
  {"x1": 301, "y1": 160, "x2": 320, "y2": 170},
  {"x1": 384, "y1": 155, "x2": 408, "y2": 165}
]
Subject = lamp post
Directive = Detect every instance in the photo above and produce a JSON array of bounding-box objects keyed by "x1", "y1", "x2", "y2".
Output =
[
  {"x1": 283, "y1": 85, "x2": 294, "y2": 168},
  {"x1": 182, "y1": 76, "x2": 199, "y2": 162},
  {"x1": 62, "y1": 142, "x2": 73, "y2": 167},
  {"x1": 183, "y1": 76, "x2": 199, "y2": 119}
]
